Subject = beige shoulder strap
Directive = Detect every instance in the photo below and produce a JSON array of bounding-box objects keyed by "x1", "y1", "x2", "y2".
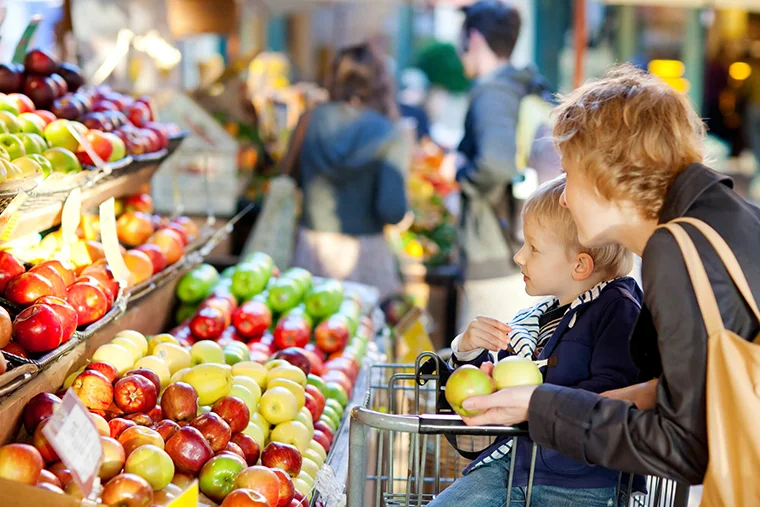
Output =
[
  {"x1": 671, "y1": 217, "x2": 760, "y2": 324},
  {"x1": 659, "y1": 223, "x2": 724, "y2": 336}
]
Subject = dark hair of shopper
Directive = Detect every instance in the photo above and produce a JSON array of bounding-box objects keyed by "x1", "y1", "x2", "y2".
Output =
[
  {"x1": 461, "y1": 0, "x2": 521, "y2": 59},
  {"x1": 327, "y1": 43, "x2": 398, "y2": 120}
]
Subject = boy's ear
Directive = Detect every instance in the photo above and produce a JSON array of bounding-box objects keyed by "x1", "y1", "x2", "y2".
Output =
[{"x1": 572, "y1": 252, "x2": 595, "y2": 282}]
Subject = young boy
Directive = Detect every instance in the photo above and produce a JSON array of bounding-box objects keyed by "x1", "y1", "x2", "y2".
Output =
[{"x1": 431, "y1": 176, "x2": 642, "y2": 507}]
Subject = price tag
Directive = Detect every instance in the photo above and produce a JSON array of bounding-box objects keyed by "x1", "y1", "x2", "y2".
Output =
[
  {"x1": 0, "y1": 192, "x2": 29, "y2": 242},
  {"x1": 66, "y1": 123, "x2": 106, "y2": 169},
  {"x1": 99, "y1": 197, "x2": 131, "y2": 284},
  {"x1": 41, "y1": 390, "x2": 103, "y2": 498}
]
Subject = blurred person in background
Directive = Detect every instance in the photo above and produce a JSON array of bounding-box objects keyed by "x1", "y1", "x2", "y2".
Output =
[
  {"x1": 454, "y1": 0, "x2": 542, "y2": 329},
  {"x1": 398, "y1": 68, "x2": 432, "y2": 141},
  {"x1": 291, "y1": 43, "x2": 409, "y2": 301}
]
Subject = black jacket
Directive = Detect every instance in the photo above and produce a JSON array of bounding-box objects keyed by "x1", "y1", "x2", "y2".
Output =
[{"x1": 528, "y1": 163, "x2": 760, "y2": 485}]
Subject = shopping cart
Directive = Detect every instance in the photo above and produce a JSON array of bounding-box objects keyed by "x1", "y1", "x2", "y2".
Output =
[{"x1": 347, "y1": 352, "x2": 690, "y2": 507}]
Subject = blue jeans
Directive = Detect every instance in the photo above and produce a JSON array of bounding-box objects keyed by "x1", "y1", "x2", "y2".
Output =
[{"x1": 427, "y1": 456, "x2": 618, "y2": 507}]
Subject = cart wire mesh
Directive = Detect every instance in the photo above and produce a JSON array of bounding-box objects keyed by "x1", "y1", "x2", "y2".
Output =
[{"x1": 347, "y1": 352, "x2": 690, "y2": 507}]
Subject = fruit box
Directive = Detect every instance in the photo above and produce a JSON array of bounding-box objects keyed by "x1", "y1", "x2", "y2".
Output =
[{"x1": 0, "y1": 477, "x2": 81, "y2": 507}]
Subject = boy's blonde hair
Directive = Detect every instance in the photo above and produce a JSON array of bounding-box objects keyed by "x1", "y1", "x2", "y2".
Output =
[
  {"x1": 553, "y1": 64, "x2": 705, "y2": 220},
  {"x1": 523, "y1": 176, "x2": 633, "y2": 279}
]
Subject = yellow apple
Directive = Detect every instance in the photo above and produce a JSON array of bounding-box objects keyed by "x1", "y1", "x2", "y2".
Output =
[
  {"x1": 295, "y1": 407, "x2": 314, "y2": 435},
  {"x1": 153, "y1": 342, "x2": 191, "y2": 374},
  {"x1": 134, "y1": 355, "x2": 171, "y2": 390},
  {"x1": 190, "y1": 341, "x2": 224, "y2": 365},
  {"x1": 259, "y1": 386, "x2": 298, "y2": 425},
  {"x1": 270, "y1": 420, "x2": 311, "y2": 453},
  {"x1": 266, "y1": 364, "x2": 307, "y2": 387},
  {"x1": 111, "y1": 337, "x2": 143, "y2": 363},
  {"x1": 229, "y1": 384, "x2": 257, "y2": 415},
  {"x1": 232, "y1": 362, "x2": 267, "y2": 389},
  {"x1": 232, "y1": 375, "x2": 262, "y2": 406},
  {"x1": 300, "y1": 456, "x2": 320, "y2": 480},
  {"x1": 308, "y1": 440, "x2": 327, "y2": 464},
  {"x1": 64, "y1": 367, "x2": 85, "y2": 389},
  {"x1": 242, "y1": 421, "x2": 266, "y2": 449},
  {"x1": 114, "y1": 330, "x2": 148, "y2": 356},
  {"x1": 292, "y1": 477, "x2": 312, "y2": 500},
  {"x1": 148, "y1": 333, "x2": 180, "y2": 355},
  {"x1": 170, "y1": 367, "x2": 190, "y2": 384},
  {"x1": 250, "y1": 412, "x2": 271, "y2": 441},
  {"x1": 304, "y1": 447, "x2": 325, "y2": 468},
  {"x1": 267, "y1": 378, "x2": 305, "y2": 410},
  {"x1": 182, "y1": 363, "x2": 232, "y2": 405},
  {"x1": 264, "y1": 359, "x2": 289, "y2": 371},
  {"x1": 92, "y1": 343, "x2": 134, "y2": 375},
  {"x1": 297, "y1": 470, "x2": 314, "y2": 489}
]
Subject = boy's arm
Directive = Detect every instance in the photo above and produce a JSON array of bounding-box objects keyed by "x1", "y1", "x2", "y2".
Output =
[{"x1": 568, "y1": 296, "x2": 641, "y2": 394}]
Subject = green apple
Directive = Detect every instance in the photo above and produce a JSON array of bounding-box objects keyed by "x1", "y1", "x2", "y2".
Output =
[
  {"x1": 0, "y1": 122, "x2": 7, "y2": 135},
  {"x1": 326, "y1": 382, "x2": 348, "y2": 408},
  {"x1": 43, "y1": 147, "x2": 81, "y2": 174},
  {"x1": 0, "y1": 159, "x2": 23, "y2": 179},
  {"x1": 198, "y1": 453, "x2": 246, "y2": 503},
  {"x1": 103, "y1": 132, "x2": 126, "y2": 162},
  {"x1": 0, "y1": 112, "x2": 22, "y2": 134},
  {"x1": 317, "y1": 414, "x2": 337, "y2": 434},
  {"x1": 492, "y1": 357, "x2": 543, "y2": 389},
  {"x1": 27, "y1": 133, "x2": 48, "y2": 152},
  {"x1": 444, "y1": 364, "x2": 496, "y2": 417},
  {"x1": 124, "y1": 444, "x2": 174, "y2": 491},
  {"x1": 0, "y1": 98, "x2": 19, "y2": 116},
  {"x1": 11, "y1": 156, "x2": 42, "y2": 177},
  {"x1": 27, "y1": 153, "x2": 53, "y2": 176},
  {"x1": 70, "y1": 121, "x2": 87, "y2": 136},
  {"x1": 17, "y1": 133, "x2": 43, "y2": 155},
  {"x1": 321, "y1": 405, "x2": 341, "y2": 429},
  {"x1": 44, "y1": 119, "x2": 79, "y2": 151},
  {"x1": 0, "y1": 134, "x2": 26, "y2": 160},
  {"x1": 190, "y1": 340, "x2": 225, "y2": 365},
  {"x1": 324, "y1": 398, "x2": 344, "y2": 418},
  {"x1": 0, "y1": 145, "x2": 9, "y2": 161},
  {"x1": 307, "y1": 374, "x2": 329, "y2": 399},
  {"x1": 17, "y1": 113, "x2": 45, "y2": 136}
]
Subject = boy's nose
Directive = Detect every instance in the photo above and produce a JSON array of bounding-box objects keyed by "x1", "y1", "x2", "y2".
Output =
[
  {"x1": 559, "y1": 189, "x2": 568, "y2": 208},
  {"x1": 513, "y1": 247, "x2": 525, "y2": 266}
]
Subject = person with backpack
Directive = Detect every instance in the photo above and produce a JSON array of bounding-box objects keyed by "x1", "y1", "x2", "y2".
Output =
[{"x1": 454, "y1": 0, "x2": 559, "y2": 330}]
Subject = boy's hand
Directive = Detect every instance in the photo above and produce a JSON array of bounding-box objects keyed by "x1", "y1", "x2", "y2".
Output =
[{"x1": 458, "y1": 316, "x2": 511, "y2": 352}]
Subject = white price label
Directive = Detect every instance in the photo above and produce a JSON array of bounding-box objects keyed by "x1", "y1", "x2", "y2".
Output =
[
  {"x1": 61, "y1": 188, "x2": 82, "y2": 246},
  {"x1": 41, "y1": 390, "x2": 103, "y2": 497},
  {"x1": 99, "y1": 197, "x2": 131, "y2": 285}
]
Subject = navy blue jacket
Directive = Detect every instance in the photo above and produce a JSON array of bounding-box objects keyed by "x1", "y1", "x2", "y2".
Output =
[{"x1": 454, "y1": 277, "x2": 643, "y2": 489}]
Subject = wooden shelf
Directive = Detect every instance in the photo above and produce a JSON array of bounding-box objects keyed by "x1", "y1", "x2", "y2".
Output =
[{"x1": 0, "y1": 163, "x2": 163, "y2": 244}]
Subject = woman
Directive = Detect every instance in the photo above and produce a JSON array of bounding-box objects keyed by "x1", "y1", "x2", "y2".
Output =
[
  {"x1": 291, "y1": 44, "x2": 409, "y2": 300},
  {"x1": 459, "y1": 65, "x2": 760, "y2": 485}
]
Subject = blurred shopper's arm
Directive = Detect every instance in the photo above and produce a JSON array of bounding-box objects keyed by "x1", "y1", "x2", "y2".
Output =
[
  {"x1": 456, "y1": 83, "x2": 520, "y2": 195},
  {"x1": 375, "y1": 128, "x2": 410, "y2": 225}
]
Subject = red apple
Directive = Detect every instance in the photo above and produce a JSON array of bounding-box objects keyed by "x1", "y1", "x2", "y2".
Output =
[
  {"x1": 171, "y1": 216, "x2": 200, "y2": 243},
  {"x1": 32, "y1": 260, "x2": 75, "y2": 286},
  {"x1": 109, "y1": 418, "x2": 137, "y2": 439},
  {"x1": 326, "y1": 357, "x2": 359, "y2": 382},
  {"x1": 117, "y1": 211, "x2": 155, "y2": 247},
  {"x1": 13, "y1": 304, "x2": 63, "y2": 353},
  {"x1": 165, "y1": 426, "x2": 214, "y2": 475},
  {"x1": 273, "y1": 316, "x2": 311, "y2": 350},
  {"x1": 5, "y1": 272, "x2": 55, "y2": 306},
  {"x1": 3, "y1": 341, "x2": 28, "y2": 358},
  {"x1": 101, "y1": 473, "x2": 154, "y2": 507},
  {"x1": 71, "y1": 369, "x2": 113, "y2": 411},
  {"x1": 117, "y1": 426, "x2": 164, "y2": 457},
  {"x1": 114, "y1": 374, "x2": 157, "y2": 414},
  {"x1": 85, "y1": 361, "x2": 119, "y2": 384},
  {"x1": 261, "y1": 442, "x2": 302, "y2": 477},
  {"x1": 143, "y1": 122, "x2": 169, "y2": 150},
  {"x1": 234, "y1": 466, "x2": 281, "y2": 507},
  {"x1": 191, "y1": 412, "x2": 231, "y2": 452},
  {"x1": 32, "y1": 417, "x2": 59, "y2": 462},
  {"x1": 75, "y1": 274, "x2": 115, "y2": 307},
  {"x1": 271, "y1": 468, "x2": 295, "y2": 507},
  {"x1": 154, "y1": 419, "x2": 180, "y2": 442},
  {"x1": 23, "y1": 392, "x2": 62, "y2": 434},
  {"x1": 148, "y1": 228, "x2": 184, "y2": 265},
  {"x1": 322, "y1": 370, "x2": 353, "y2": 395},
  {"x1": 312, "y1": 429, "x2": 331, "y2": 453},
  {"x1": 124, "y1": 193, "x2": 153, "y2": 213},
  {"x1": 78, "y1": 263, "x2": 120, "y2": 301},
  {"x1": 149, "y1": 406, "x2": 163, "y2": 424},
  {"x1": 32, "y1": 109, "x2": 56, "y2": 126},
  {"x1": 76, "y1": 129, "x2": 113, "y2": 166},
  {"x1": 164, "y1": 223, "x2": 189, "y2": 247},
  {"x1": 28, "y1": 264, "x2": 65, "y2": 298},
  {"x1": 212, "y1": 396, "x2": 250, "y2": 434},
  {"x1": 161, "y1": 382, "x2": 199, "y2": 422},
  {"x1": 313, "y1": 421, "x2": 334, "y2": 442},
  {"x1": 133, "y1": 244, "x2": 167, "y2": 274},
  {"x1": 66, "y1": 282, "x2": 108, "y2": 327},
  {"x1": 232, "y1": 301, "x2": 272, "y2": 341},
  {"x1": 230, "y1": 433, "x2": 260, "y2": 467},
  {"x1": 220, "y1": 441, "x2": 246, "y2": 460},
  {"x1": 292, "y1": 491, "x2": 306, "y2": 505},
  {"x1": 315, "y1": 317, "x2": 350, "y2": 354},
  {"x1": 7, "y1": 93, "x2": 35, "y2": 114},
  {"x1": 0, "y1": 443, "x2": 44, "y2": 485},
  {"x1": 303, "y1": 392, "x2": 322, "y2": 423},
  {"x1": 0, "y1": 251, "x2": 25, "y2": 294},
  {"x1": 35, "y1": 296, "x2": 77, "y2": 343},
  {"x1": 127, "y1": 102, "x2": 151, "y2": 127},
  {"x1": 221, "y1": 488, "x2": 272, "y2": 507},
  {"x1": 273, "y1": 348, "x2": 311, "y2": 377},
  {"x1": 124, "y1": 413, "x2": 154, "y2": 427},
  {"x1": 190, "y1": 306, "x2": 226, "y2": 341},
  {"x1": 305, "y1": 385, "x2": 326, "y2": 414},
  {"x1": 124, "y1": 369, "x2": 161, "y2": 395}
]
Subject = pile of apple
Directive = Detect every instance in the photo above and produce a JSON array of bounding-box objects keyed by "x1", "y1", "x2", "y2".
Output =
[{"x1": 0, "y1": 320, "x2": 365, "y2": 506}]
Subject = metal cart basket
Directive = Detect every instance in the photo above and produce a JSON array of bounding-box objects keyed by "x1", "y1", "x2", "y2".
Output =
[{"x1": 347, "y1": 352, "x2": 690, "y2": 507}]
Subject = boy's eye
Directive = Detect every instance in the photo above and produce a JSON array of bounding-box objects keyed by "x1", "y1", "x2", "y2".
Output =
[{"x1": 530, "y1": 244, "x2": 538, "y2": 253}]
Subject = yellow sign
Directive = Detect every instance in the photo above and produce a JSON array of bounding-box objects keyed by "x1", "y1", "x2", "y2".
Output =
[
  {"x1": 394, "y1": 306, "x2": 435, "y2": 364},
  {"x1": 166, "y1": 480, "x2": 199, "y2": 507}
]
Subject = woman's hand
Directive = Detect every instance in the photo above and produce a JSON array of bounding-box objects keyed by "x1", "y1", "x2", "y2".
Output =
[
  {"x1": 601, "y1": 379, "x2": 659, "y2": 410},
  {"x1": 458, "y1": 316, "x2": 512, "y2": 352},
  {"x1": 460, "y1": 385, "x2": 538, "y2": 427}
]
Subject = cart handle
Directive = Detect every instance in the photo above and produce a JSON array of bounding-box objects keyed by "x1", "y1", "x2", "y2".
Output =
[
  {"x1": 350, "y1": 406, "x2": 530, "y2": 437},
  {"x1": 419, "y1": 414, "x2": 529, "y2": 436}
]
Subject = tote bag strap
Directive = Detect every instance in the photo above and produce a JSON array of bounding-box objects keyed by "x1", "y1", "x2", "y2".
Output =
[
  {"x1": 658, "y1": 223, "x2": 724, "y2": 337},
  {"x1": 670, "y1": 217, "x2": 760, "y2": 326}
]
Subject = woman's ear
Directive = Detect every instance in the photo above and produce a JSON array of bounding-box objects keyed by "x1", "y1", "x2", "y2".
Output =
[{"x1": 572, "y1": 252, "x2": 595, "y2": 282}]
